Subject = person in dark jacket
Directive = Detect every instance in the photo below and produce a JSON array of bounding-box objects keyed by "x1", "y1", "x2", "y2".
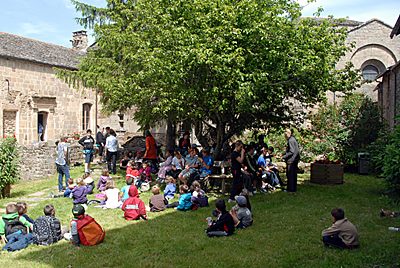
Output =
[
  {"x1": 206, "y1": 199, "x2": 235, "y2": 237},
  {"x1": 79, "y1": 129, "x2": 95, "y2": 173},
  {"x1": 282, "y1": 129, "x2": 300, "y2": 193},
  {"x1": 96, "y1": 125, "x2": 105, "y2": 162}
]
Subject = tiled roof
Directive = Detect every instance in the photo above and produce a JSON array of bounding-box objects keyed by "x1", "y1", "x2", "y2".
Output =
[
  {"x1": 304, "y1": 17, "x2": 363, "y2": 27},
  {"x1": 0, "y1": 32, "x2": 85, "y2": 69}
]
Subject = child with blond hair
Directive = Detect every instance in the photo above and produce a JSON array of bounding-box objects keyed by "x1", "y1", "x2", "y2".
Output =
[{"x1": 164, "y1": 176, "x2": 176, "y2": 201}]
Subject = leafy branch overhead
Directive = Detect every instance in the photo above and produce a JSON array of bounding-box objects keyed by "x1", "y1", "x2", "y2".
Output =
[{"x1": 59, "y1": 0, "x2": 359, "y2": 154}]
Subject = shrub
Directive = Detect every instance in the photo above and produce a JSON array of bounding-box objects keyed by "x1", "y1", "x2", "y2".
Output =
[
  {"x1": 0, "y1": 137, "x2": 20, "y2": 195},
  {"x1": 382, "y1": 125, "x2": 400, "y2": 195}
]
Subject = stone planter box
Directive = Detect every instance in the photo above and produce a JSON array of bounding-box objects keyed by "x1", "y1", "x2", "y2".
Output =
[{"x1": 310, "y1": 163, "x2": 344, "y2": 184}]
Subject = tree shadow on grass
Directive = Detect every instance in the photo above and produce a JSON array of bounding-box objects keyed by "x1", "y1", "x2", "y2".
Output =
[{"x1": 19, "y1": 200, "x2": 253, "y2": 267}]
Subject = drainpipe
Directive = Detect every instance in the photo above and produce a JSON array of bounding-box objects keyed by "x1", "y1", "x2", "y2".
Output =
[{"x1": 95, "y1": 88, "x2": 98, "y2": 129}]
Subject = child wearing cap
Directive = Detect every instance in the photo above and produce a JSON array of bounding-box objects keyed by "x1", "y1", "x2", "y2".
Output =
[
  {"x1": 64, "y1": 204, "x2": 105, "y2": 246},
  {"x1": 230, "y1": 196, "x2": 253, "y2": 229}
]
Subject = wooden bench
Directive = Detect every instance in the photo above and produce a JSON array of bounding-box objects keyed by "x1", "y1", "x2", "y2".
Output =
[{"x1": 205, "y1": 161, "x2": 233, "y2": 194}]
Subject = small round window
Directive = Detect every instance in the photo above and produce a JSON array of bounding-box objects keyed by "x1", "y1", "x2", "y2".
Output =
[{"x1": 362, "y1": 65, "x2": 379, "y2": 81}]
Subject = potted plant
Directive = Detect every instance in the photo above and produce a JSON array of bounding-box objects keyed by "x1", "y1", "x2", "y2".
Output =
[
  {"x1": 0, "y1": 136, "x2": 20, "y2": 198},
  {"x1": 310, "y1": 158, "x2": 344, "y2": 185}
]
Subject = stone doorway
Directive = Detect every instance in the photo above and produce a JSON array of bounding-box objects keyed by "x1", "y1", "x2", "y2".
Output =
[
  {"x1": 38, "y1": 112, "x2": 48, "y2": 141},
  {"x1": 3, "y1": 110, "x2": 17, "y2": 137}
]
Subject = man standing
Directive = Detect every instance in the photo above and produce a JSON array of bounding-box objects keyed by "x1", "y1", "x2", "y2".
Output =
[
  {"x1": 282, "y1": 129, "x2": 300, "y2": 193},
  {"x1": 105, "y1": 129, "x2": 119, "y2": 174},
  {"x1": 79, "y1": 129, "x2": 95, "y2": 173},
  {"x1": 96, "y1": 125, "x2": 105, "y2": 162},
  {"x1": 55, "y1": 137, "x2": 70, "y2": 192},
  {"x1": 228, "y1": 140, "x2": 245, "y2": 203}
]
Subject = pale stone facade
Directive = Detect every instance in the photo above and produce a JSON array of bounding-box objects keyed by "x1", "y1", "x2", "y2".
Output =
[{"x1": 334, "y1": 19, "x2": 400, "y2": 102}]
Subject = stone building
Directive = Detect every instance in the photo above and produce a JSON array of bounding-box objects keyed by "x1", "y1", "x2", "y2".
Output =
[
  {"x1": 0, "y1": 31, "x2": 143, "y2": 179},
  {"x1": 0, "y1": 31, "x2": 141, "y2": 145},
  {"x1": 376, "y1": 15, "x2": 400, "y2": 129},
  {"x1": 334, "y1": 19, "x2": 400, "y2": 102}
]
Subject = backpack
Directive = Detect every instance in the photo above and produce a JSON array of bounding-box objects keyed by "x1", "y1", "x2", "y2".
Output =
[
  {"x1": 74, "y1": 215, "x2": 105, "y2": 246},
  {"x1": 32, "y1": 216, "x2": 61, "y2": 246},
  {"x1": 3, "y1": 218, "x2": 27, "y2": 236}
]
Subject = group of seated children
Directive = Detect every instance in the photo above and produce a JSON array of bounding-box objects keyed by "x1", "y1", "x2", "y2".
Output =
[
  {"x1": 240, "y1": 144, "x2": 284, "y2": 195},
  {"x1": 155, "y1": 147, "x2": 214, "y2": 186},
  {"x1": 126, "y1": 160, "x2": 152, "y2": 191},
  {"x1": 205, "y1": 191, "x2": 253, "y2": 237},
  {"x1": 0, "y1": 203, "x2": 63, "y2": 251}
]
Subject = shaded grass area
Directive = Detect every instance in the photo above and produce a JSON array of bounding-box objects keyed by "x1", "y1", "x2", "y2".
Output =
[{"x1": 0, "y1": 172, "x2": 399, "y2": 267}]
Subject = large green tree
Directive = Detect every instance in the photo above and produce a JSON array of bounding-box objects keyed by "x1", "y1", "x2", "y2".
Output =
[{"x1": 60, "y1": 0, "x2": 358, "y2": 158}]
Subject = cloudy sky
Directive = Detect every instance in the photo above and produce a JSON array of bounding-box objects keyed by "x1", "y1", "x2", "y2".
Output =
[{"x1": 0, "y1": 0, "x2": 398, "y2": 48}]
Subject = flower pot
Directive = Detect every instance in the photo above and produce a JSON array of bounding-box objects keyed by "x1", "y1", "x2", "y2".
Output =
[
  {"x1": 310, "y1": 163, "x2": 344, "y2": 184},
  {"x1": 0, "y1": 184, "x2": 11, "y2": 198}
]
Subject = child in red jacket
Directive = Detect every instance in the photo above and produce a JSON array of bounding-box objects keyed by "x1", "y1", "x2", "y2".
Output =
[{"x1": 121, "y1": 185, "x2": 147, "y2": 220}]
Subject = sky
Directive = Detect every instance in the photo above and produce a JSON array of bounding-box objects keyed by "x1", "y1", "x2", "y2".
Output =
[{"x1": 0, "y1": 0, "x2": 398, "y2": 48}]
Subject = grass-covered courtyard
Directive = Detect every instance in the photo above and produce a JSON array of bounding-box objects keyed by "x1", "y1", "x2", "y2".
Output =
[{"x1": 0, "y1": 167, "x2": 399, "y2": 268}]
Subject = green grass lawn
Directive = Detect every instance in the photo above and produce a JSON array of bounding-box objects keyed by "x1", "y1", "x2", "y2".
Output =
[{"x1": 0, "y1": 169, "x2": 399, "y2": 268}]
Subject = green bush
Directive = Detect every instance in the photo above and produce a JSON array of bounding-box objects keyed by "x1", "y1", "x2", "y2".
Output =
[
  {"x1": 0, "y1": 137, "x2": 20, "y2": 194},
  {"x1": 382, "y1": 125, "x2": 400, "y2": 195}
]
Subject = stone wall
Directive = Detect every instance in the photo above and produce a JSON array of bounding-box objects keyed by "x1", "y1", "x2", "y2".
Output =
[
  {"x1": 19, "y1": 143, "x2": 57, "y2": 180},
  {"x1": 3, "y1": 111, "x2": 16, "y2": 137},
  {"x1": 0, "y1": 57, "x2": 144, "y2": 146}
]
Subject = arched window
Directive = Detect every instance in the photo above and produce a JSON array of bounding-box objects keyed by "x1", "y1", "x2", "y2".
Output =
[
  {"x1": 362, "y1": 65, "x2": 379, "y2": 81},
  {"x1": 82, "y1": 103, "x2": 92, "y2": 130}
]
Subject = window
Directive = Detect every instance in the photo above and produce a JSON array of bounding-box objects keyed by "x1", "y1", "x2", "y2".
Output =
[
  {"x1": 362, "y1": 65, "x2": 379, "y2": 81},
  {"x1": 118, "y1": 113, "x2": 124, "y2": 130},
  {"x1": 82, "y1": 103, "x2": 91, "y2": 130}
]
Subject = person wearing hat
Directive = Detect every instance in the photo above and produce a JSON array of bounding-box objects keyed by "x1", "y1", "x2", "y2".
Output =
[{"x1": 230, "y1": 196, "x2": 253, "y2": 229}]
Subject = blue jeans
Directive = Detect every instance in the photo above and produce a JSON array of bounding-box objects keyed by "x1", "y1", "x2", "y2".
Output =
[
  {"x1": 56, "y1": 163, "x2": 70, "y2": 191},
  {"x1": 2, "y1": 232, "x2": 33, "y2": 251}
]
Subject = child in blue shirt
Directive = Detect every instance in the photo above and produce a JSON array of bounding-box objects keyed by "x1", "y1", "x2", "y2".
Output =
[
  {"x1": 120, "y1": 177, "x2": 133, "y2": 202},
  {"x1": 164, "y1": 176, "x2": 176, "y2": 201},
  {"x1": 166, "y1": 185, "x2": 192, "y2": 211}
]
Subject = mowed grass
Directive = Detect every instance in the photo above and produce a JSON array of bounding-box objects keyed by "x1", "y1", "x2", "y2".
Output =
[{"x1": 0, "y1": 169, "x2": 399, "y2": 268}]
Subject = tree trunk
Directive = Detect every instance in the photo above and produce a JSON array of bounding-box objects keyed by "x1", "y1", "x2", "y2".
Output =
[
  {"x1": 0, "y1": 184, "x2": 11, "y2": 198},
  {"x1": 166, "y1": 119, "x2": 176, "y2": 150},
  {"x1": 214, "y1": 122, "x2": 226, "y2": 160}
]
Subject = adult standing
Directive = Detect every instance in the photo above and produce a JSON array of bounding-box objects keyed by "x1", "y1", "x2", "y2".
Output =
[
  {"x1": 144, "y1": 130, "x2": 157, "y2": 168},
  {"x1": 96, "y1": 125, "x2": 105, "y2": 162},
  {"x1": 55, "y1": 137, "x2": 70, "y2": 192},
  {"x1": 282, "y1": 129, "x2": 300, "y2": 193},
  {"x1": 229, "y1": 140, "x2": 245, "y2": 203},
  {"x1": 105, "y1": 129, "x2": 119, "y2": 174},
  {"x1": 78, "y1": 129, "x2": 95, "y2": 173}
]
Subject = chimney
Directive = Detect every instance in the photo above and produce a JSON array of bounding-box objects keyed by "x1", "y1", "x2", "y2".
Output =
[{"x1": 71, "y1": 30, "x2": 88, "y2": 51}]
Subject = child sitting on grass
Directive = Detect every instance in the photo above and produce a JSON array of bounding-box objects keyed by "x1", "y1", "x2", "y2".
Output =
[
  {"x1": 206, "y1": 199, "x2": 235, "y2": 237},
  {"x1": 83, "y1": 172, "x2": 95, "y2": 194},
  {"x1": 16, "y1": 202, "x2": 34, "y2": 225},
  {"x1": 121, "y1": 185, "x2": 147, "y2": 220},
  {"x1": 191, "y1": 181, "x2": 208, "y2": 208},
  {"x1": 64, "y1": 204, "x2": 105, "y2": 246},
  {"x1": 322, "y1": 208, "x2": 359, "y2": 249},
  {"x1": 164, "y1": 176, "x2": 176, "y2": 201},
  {"x1": 1, "y1": 203, "x2": 33, "y2": 251},
  {"x1": 120, "y1": 177, "x2": 134, "y2": 202},
  {"x1": 97, "y1": 169, "x2": 111, "y2": 192},
  {"x1": 103, "y1": 180, "x2": 121, "y2": 209},
  {"x1": 149, "y1": 185, "x2": 167, "y2": 212},
  {"x1": 32, "y1": 204, "x2": 62, "y2": 246},
  {"x1": 126, "y1": 161, "x2": 140, "y2": 181},
  {"x1": 72, "y1": 178, "x2": 92, "y2": 206},
  {"x1": 230, "y1": 196, "x2": 253, "y2": 229},
  {"x1": 166, "y1": 185, "x2": 192, "y2": 211}
]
